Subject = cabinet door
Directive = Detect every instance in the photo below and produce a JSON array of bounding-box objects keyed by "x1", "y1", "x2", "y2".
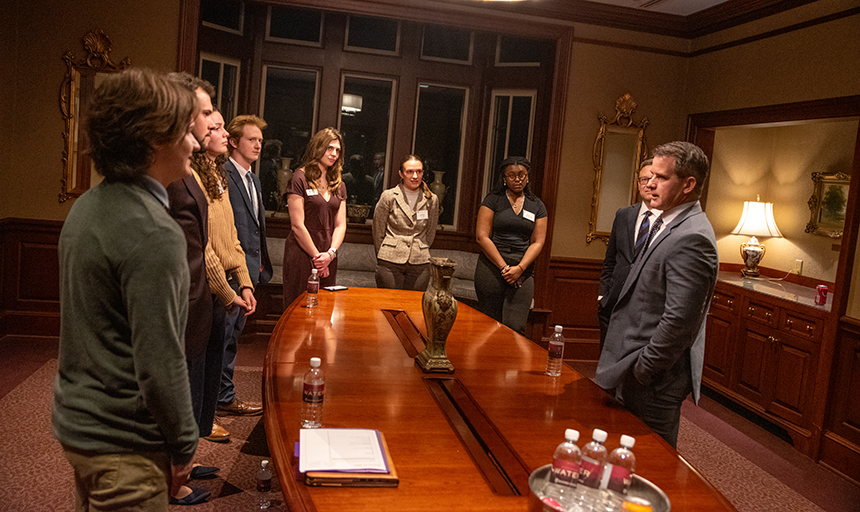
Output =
[
  {"x1": 766, "y1": 333, "x2": 819, "y2": 426},
  {"x1": 732, "y1": 321, "x2": 773, "y2": 407},
  {"x1": 703, "y1": 309, "x2": 736, "y2": 388}
]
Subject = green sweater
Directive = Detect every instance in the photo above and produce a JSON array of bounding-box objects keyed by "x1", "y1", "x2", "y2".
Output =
[{"x1": 52, "y1": 180, "x2": 198, "y2": 465}]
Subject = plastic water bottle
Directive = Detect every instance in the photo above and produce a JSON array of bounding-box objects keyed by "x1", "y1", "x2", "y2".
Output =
[
  {"x1": 255, "y1": 459, "x2": 272, "y2": 509},
  {"x1": 546, "y1": 325, "x2": 565, "y2": 376},
  {"x1": 301, "y1": 357, "x2": 324, "y2": 428},
  {"x1": 576, "y1": 429, "x2": 609, "y2": 511},
  {"x1": 306, "y1": 269, "x2": 319, "y2": 308},
  {"x1": 541, "y1": 429, "x2": 581, "y2": 511},
  {"x1": 597, "y1": 435, "x2": 636, "y2": 511}
]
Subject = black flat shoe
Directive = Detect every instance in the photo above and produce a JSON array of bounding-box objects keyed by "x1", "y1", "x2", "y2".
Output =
[
  {"x1": 190, "y1": 465, "x2": 220, "y2": 479},
  {"x1": 169, "y1": 488, "x2": 211, "y2": 506}
]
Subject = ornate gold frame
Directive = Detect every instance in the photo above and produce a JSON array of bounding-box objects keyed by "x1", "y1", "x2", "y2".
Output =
[
  {"x1": 59, "y1": 29, "x2": 130, "y2": 202},
  {"x1": 587, "y1": 94, "x2": 648, "y2": 244},
  {"x1": 806, "y1": 171, "x2": 850, "y2": 238}
]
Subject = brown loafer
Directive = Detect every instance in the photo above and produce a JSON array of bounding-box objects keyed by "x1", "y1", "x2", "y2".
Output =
[
  {"x1": 203, "y1": 420, "x2": 230, "y2": 442},
  {"x1": 216, "y1": 399, "x2": 263, "y2": 417}
]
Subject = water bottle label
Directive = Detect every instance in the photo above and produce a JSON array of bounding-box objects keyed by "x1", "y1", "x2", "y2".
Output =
[
  {"x1": 550, "y1": 457, "x2": 580, "y2": 486},
  {"x1": 548, "y1": 342, "x2": 564, "y2": 359},
  {"x1": 579, "y1": 456, "x2": 602, "y2": 489},
  {"x1": 303, "y1": 383, "x2": 324, "y2": 404},
  {"x1": 308, "y1": 282, "x2": 319, "y2": 293},
  {"x1": 603, "y1": 464, "x2": 632, "y2": 494}
]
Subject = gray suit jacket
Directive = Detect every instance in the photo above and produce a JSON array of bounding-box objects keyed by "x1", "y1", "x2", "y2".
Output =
[
  {"x1": 372, "y1": 185, "x2": 439, "y2": 265},
  {"x1": 223, "y1": 159, "x2": 273, "y2": 286},
  {"x1": 595, "y1": 201, "x2": 718, "y2": 403}
]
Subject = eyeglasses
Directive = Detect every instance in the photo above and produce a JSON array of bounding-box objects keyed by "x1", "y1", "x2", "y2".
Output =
[
  {"x1": 637, "y1": 177, "x2": 651, "y2": 184},
  {"x1": 505, "y1": 172, "x2": 528, "y2": 182}
]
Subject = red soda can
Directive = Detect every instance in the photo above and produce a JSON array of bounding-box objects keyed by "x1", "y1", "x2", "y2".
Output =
[{"x1": 815, "y1": 285, "x2": 828, "y2": 306}]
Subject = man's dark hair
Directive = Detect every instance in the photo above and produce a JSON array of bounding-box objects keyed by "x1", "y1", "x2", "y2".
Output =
[
  {"x1": 85, "y1": 68, "x2": 196, "y2": 182},
  {"x1": 652, "y1": 141, "x2": 709, "y2": 195},
  {"x1": 167, "y1": 71, "x2": 215, "y2": 99}
]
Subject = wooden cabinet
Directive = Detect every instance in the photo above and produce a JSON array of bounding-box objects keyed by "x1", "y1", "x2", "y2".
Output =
[{"x1": 703, "y1": 275, "x2": 828, "y2": 457}]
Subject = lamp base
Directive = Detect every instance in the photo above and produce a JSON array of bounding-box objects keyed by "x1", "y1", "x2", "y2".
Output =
[
  {"x1": 740, "y1": 238, "x2": 766, "y2": 279},
  {"x1": 741, "y1": 267, "x2": 760, "y2": 278}
]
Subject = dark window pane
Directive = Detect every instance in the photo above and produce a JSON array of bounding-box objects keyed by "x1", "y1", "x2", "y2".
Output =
[
  {"x1": 414, "y1": 85, "x2": 467, "y2": 226},
  {"x1": 261, "y1": 67, "x2": 318, "y2": 213},
  {"x1": 200, "y1": 60, "x2": 220, "y2": 90},
  {"x1": 269, "y1": 5, "x2": 322, "y2": 43},
  {"x1": 201, "y1": 0, "x2": 242, "y2": 32},
  {"x1": 498, "y1": 36, "x2": 548, "y2": 64},
  {"x1": 347, "y1": 16, "x2": 398, "y2": 53},
  {"x1": 422, "y1": 25, "x2": 471, "y2": 62},
  {"x1": 340, "y1": 77, "x2": 394, "y2": 217},
  {"x1": 509, "y1": 96, "x2": 532, "y2": 156}
]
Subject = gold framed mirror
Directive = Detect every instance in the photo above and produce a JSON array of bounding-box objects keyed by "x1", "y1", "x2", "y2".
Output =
[
  {"x1": 59, "y1": 29, "x2": 130, "y2": 202},
  {"x1": 806, "y1": 171, "x2": 850, "y2": 239},
  {"x1": 587, "y1": 94, "x2": 648, "y2": 243}
]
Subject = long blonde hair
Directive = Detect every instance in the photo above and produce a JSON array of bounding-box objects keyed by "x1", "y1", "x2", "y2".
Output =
[{"x1": 299, "y1": 127, "x2": 345, "y2": 199}]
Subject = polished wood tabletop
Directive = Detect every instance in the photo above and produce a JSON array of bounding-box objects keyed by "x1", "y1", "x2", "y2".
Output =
[{"x1": 264, "y1": 287, "x2": 737, "y2": 511}]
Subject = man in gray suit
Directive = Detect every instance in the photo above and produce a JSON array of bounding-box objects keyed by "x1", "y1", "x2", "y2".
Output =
[
  {"x1": 597, "y1": 159, "x2": 657, "y2": 352},
  {"x1": 595, "y1": 141, "x2": 718, "y2": 448},
  {"x1": 216, "y1": 114, "x2": 273, "y2": 417}
]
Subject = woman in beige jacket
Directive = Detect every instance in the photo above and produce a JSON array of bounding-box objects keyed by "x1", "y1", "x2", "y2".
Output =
[{"x1": 372, "y1": 155, "x2": 440, "y2": 290}]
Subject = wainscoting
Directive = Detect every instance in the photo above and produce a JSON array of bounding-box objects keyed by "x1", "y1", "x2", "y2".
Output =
[{"x1": 544, "y1": 257, "x2": 603, "y2": 361}]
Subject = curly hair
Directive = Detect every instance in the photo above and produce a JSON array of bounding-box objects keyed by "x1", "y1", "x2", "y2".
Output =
[
  {"x1": 192, "y1": 153, "x2": 228, "y2": 200},
  {"x1": 491, "y1": 156, "x2": 536, "y2": 200}
]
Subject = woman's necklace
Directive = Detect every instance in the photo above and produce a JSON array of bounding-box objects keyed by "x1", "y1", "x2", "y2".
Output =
[{"x1": 507, "y1": 190, "x2": 524, "y2": 214}]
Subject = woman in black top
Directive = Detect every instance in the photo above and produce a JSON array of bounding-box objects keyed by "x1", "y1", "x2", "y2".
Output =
[{"x1": 474, "y1": 156, "x2": 548, "y2": 333}]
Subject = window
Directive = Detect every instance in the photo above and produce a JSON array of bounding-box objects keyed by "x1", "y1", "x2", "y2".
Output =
[
  {"x1": 267, "y1": 5, "x2": 323, "y2": 46},
  {"x1": 422, "y1": 25, "x2": 472, "y2": 64},
  {"x1": 496, "y1": 35, "x2": 547, "y2": 67},
  {"x1": 338, "y1": 76, "x2": 396, "y2": 219},
  {"x1": 413, "y1": 84, "x2": 468, "y2": 227},
  {"x1": 484, "y1": 90, "x2": 535, "y2": 196},
  {"x1": 201, "y1": 0, "x2": 243, "y2": 35},
  {"x1": 345, "y1": 15, "x2": 400, "y2": 55},
  {"x1": 199, "y1": 53, "x2": 240, "y2": 120},
  {"x1": 259, "y1": 66, "x2": 320, "y2": 213}
]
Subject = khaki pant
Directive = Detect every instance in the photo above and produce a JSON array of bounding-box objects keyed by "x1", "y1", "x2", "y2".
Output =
[{"x1": 63, "y1": 449, "x2": 171, "y2": 512}]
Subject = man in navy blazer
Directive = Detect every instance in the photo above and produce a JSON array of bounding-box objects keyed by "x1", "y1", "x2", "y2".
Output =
[
  {"x1": 595, "y1": 142, "x2": 718, "y2": 448},
  {"x1": 217, "y1": 114, "x2": 273, "y2": 417},
  {"x1": 597, "y1": 159, "x2": 657, "y2": 352}
]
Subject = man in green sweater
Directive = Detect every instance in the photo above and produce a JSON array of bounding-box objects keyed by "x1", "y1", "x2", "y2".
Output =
[{"x1": 52, "y1": 68, "x2": 203, "y2": 511}]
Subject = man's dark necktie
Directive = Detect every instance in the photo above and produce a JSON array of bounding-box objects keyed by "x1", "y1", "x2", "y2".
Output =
[
  {"x1": 633, "y1": 211, "x2": 652, "y2": 256},
  {"x1": 635, "y1": 215, "x2": 663, "y2": 260}
]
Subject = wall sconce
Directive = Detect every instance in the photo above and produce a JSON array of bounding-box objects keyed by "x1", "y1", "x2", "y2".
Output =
[
  {"x1": 731, "y1": 195, "x2": 782, "y2": 278},
  {"x1": 341, "y1": 94, "x2": 363, "y2": 115}
]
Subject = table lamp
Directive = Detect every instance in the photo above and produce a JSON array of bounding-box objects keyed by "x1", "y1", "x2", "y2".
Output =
[{"x1": 731, "y1": 195, "x2": 782, "y2": 278}]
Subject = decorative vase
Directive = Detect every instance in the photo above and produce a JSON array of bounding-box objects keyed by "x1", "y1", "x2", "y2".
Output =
[
  {"x1": 429, "y1": 171, "x2": 447, "y2": 204},
  {"x1": 416, "y1": 257, "x2": 457, "y2": 373}
]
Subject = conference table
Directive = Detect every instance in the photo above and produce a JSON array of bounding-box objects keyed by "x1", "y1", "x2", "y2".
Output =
[{"x1": 263, "y1": 287, "x2": 737, "y2": 511}]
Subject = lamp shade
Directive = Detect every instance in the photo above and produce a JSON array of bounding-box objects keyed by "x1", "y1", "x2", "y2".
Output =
[
  {"x1": 341, "y1": 94, "x2": 363, "y2": 113},
  {"x1": 731, "y1": 201, "x2": 782, "y2": 238}
]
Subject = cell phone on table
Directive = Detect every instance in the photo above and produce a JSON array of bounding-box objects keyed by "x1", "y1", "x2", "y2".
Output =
[{"x1": 323, "y1": 285, "x2": 348, "y2": 291}]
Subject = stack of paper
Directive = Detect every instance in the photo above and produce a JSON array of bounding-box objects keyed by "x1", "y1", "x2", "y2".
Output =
[{"x1": 299, "y1": 428, "x2": 399, "y2": 487}]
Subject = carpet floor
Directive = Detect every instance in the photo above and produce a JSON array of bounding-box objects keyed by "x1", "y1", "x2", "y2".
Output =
[{"x1": 2, "y1": 359, "x2": 857, "y2": 511}]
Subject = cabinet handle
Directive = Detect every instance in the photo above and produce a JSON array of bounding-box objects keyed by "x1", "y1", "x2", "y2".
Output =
[
  {"x1": 806, "y1": 325, "x2": 814, "y2": 333},
  {"x1": 765, "y1": 312, "x2": 772, "y2": 321},
  {"x1": 727, "y1": 299, "x2": 733, "y2": 307},
  {"x1": 748, "y1": 306, "x2": 754, "y2": 314},
  {"x1": 786, "y1": 318, "x2": 793, "y2": 328}
]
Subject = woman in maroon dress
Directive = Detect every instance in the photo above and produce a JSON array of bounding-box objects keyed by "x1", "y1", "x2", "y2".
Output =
[{"x1": 282, "y1": 127, "x2": 348, "y2": 308}]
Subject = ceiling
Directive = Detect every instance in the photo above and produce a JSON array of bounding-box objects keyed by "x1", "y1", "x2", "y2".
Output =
[{"x1": 583, "y1": 0, "x2": 732, "y2": 16}]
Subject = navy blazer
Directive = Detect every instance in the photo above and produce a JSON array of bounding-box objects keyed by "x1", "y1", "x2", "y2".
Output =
[
  {"x1": 223, "y1": 159, "x2": 273, "y2": 286},
  {"x1": 598, "y1": 203, "x2": 640, "y2": 315},
  {"x1": 595, "y1": 202, "x2": 718, "y2": 404}
]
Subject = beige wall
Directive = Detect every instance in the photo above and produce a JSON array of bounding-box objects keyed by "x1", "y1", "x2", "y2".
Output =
[
  {"x1": 708, "y1": 120, "x2": 858, "y2": 282},
  {"x1": 0, "y1": 0, "x2": 181, "y2": 221}
]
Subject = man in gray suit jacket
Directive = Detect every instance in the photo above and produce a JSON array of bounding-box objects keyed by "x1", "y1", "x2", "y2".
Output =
[
  {"x1": 216, "y1": 114, "x2": 273, "y2": 417},
  {"x1": 597, "y1": 159, "x2": 656, "y2": 352},
  {"x1": 595, "y1": 141, "x2": 718, "y2": 448}
]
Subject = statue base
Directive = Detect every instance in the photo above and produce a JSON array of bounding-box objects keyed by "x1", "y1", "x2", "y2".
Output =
[{"x1": 415, "y1": 351, "x2": 455, "y2": 373}]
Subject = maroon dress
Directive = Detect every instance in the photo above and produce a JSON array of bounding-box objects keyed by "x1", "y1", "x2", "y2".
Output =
[{"x1": 282, "y1": 168, "x2": 346, "y2": 308}]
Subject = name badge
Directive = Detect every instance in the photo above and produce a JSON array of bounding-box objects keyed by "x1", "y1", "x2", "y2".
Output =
[
  {"x1": 523, "y1": 210, "x2": 535, "y2": 222},
  {"x1": 416, "y1": 210, "x2": 429, "y2": 220},
  {"x1": 306, "y1": 189, "x2": 319, "y2": 196}
]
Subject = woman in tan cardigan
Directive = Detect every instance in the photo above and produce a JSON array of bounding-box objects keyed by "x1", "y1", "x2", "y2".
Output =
[
  {"x1": 190, "y1": 110, "x2": 258, "y2": 443},
  {"x1": 372, "y1": 154, "x2": 439, "y2": 290}
]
